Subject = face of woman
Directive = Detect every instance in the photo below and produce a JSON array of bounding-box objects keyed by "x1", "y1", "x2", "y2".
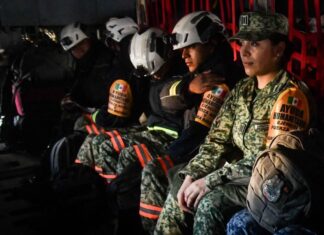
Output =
[
  {"x1": 239, "y1": 39, "x2": 282, "y2": 77},
  {"x1": 181, "y1": 43, "x2": 214, "y2": 72}
]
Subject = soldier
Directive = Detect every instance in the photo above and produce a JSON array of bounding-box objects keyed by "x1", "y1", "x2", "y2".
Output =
[
  {"x1": 138, "y1": 11, "x2": 243, "y2": 234},
  {"x1": 155, "y1": 11, "x2": 317, "y2": 235}
]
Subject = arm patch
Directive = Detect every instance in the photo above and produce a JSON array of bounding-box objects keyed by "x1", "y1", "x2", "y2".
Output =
[
  {"x1": 107, "y1": 79, "x2": 133, "y2": 117},
  {"x1": 195, "y1": 84, "x2": 229, "y2": 128},
  {"x1": 267, "y1": 87, "x2": 310, "y2": 146}
]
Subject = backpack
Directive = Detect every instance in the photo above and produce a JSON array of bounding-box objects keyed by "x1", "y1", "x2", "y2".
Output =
[
  {"x1": 49, "y1": 132, "x2": 86, "y2": 179},
  {"x1": 246, "y1": 129, "x2": 324, "y2": 233}
]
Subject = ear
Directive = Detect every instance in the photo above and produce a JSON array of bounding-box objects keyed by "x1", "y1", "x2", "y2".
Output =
[{"x1": 274, "y1": 41, "x2": 286, "y2": 58}]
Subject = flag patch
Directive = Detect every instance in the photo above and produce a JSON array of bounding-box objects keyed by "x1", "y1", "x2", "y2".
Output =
[
  {"x1": 212, "y1": 87, "x2": 226, "y2": 98},
  {"x1": 287, "y1": 96, "x2": 301, "y2": 107},
  {"x1": 115, "y1": 83, "x2": 127, "y2": 92}
]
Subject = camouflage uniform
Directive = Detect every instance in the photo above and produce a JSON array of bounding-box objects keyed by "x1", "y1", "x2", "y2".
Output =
[
  {"x1": 227, "y1": 209, "x2": 317, "y2": 235},
  {"x1": 154, "y1": 70, "x2": 314, "y2": 235}
]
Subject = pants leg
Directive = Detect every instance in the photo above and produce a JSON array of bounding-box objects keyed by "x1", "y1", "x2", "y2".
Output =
[
  {"x1": 154, "y1": 193, "x2": 187, "y2": 235},
  {"x1": 76, "y1": 133, "x2": 98, "y2": 166},
  {"x1": 193, "y1": 185, "x2": 246, "y2": 235},
  {"x1": 140, "y1": 157, "x2": 173, "y2": 233}
]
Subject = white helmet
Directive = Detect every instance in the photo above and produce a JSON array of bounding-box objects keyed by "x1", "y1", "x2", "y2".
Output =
[
  {"x1": 170, "y1": 11, "x2": 226, "y2": 50},
  {"x1": 105, "y1": 17, "x2": 138, "y2": 42},
  {"x1": 129, "y1": 27, "x2": 170, "y2": 75},
  {"x1": 60, "y1": 22, "x2": 88, "y2": 51}
]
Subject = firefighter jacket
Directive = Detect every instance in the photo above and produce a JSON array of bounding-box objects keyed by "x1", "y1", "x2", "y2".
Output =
[
  {"x1": 159, "y1": 49, "x2": 242, "y2": 164},
  {"x1": 179, "y1": 70, "x2": 317, "y2": 189}
]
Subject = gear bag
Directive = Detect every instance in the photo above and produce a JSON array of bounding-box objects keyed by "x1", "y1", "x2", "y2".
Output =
[
  {"x1": 49, "y1": 132, "x2": 86, "y2": 179},
  {"x1": 246, "y1": 129, "x2": 324, "y2": 233}
]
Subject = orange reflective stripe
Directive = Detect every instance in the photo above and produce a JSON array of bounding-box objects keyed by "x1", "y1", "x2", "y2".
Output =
[
  {"x1": 84, "y1": 113, "x2": 92, "y2": 122},
  {"x1": 164, "y1": 155, "x2": 174, "y2": 168},
  {"x1": 91, "y1": 123, "x2": 100, "y2": 135},
  {"x1": 134, "y1": 145, "x2": 146, "y2": 168},
  {"x1": 139, "y1": 202, "x2": 162, "y2": 220},
  {"x1": 141, "y1": 144, "x2": 153, "y2": 163},
  {"x1": 99, "y1": 173, "x2": 117, "y2": 179},
  {"x1": 140, "y1": 202, "x2": 162, "y2": 212},
  {"x1": 157, "y1": 157, "x2": 168, "y2": 176},
  {"x1": 85, "y1": 125, "x2": 93, "y2": 134},
  {"x1": 104, "y1": 130, "x2": 123, "y2": 153},
  {"x1": 105, "y1": 131, "x2": 114, "y2": 138},
  {"x1": 139, "y1": 210, "x2": 159, "y2": 220},
  {"x1": 74, "y1": 159, "x2": 82, "y2": 164},
  {"x1": 94, "y1": 165, "x2": 103, "y2": 173},
  {"x1": 113, "y1": 130, "x2": 125, "y2": 148},
  {"x1": 105, "y1": 131, "x2": 120, "y2": 152}
]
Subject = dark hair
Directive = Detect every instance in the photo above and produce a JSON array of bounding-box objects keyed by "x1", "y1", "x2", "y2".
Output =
[{"x1": 268, "y1": 33, "x2": 294, "y2": 68}]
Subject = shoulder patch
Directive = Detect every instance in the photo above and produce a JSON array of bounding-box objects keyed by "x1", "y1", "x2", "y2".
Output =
[
  {"x1": 107, "y1": 79, "x2": 133, "y2": 117},
  {"x1": 195, "y1": 84, "x2": 230, "y2": 127},
  {"x1": 267, "y1": 87, "x2": 310, "y2": 146}
]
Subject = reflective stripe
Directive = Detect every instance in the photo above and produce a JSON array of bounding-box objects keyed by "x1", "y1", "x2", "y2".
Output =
[
  {"x1": 105, "y1": 131, "x2": 121, "y2": 153},
  {"x1": 169, "y1": 80, "x2": 181, "y2": 96},
  {"x1": 91, "y1": 123, "x2": 100, "y2": 135},
  {"x1": 105, "y1": 130, "x2": 125, "y2": 153},
  {"x1": 147, "y1": 126, "x2": 178, "y2": 139},
  {"x1": 157, "y1": 155, "x2": 174, "y2": 176},
  {"x1": 139, "y1": 202, "x2": 162, "y2": 219},
  {"x1": 94, "y1": 165, "x2": 103, "y2": 173},
  {"x1": 85, "y1": 125, "x2": 93, "y2": 134},
  {"x1": 113, "y1": 130, "x2": 126, "y2": 148},
  {"x1": 91, "y1": 110, "x2": 99, "y2": 123},
  {"x1": 99, "y1": 173, "x2": 117, "y2": 179},
  {"x1": 133, "y1": 144, "x2": 152, "y2": 168}
]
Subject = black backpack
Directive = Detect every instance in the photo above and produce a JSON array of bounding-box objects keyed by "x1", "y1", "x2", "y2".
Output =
[{"x1": 246, "y1": 129, "x2": 324, "y2": 233}]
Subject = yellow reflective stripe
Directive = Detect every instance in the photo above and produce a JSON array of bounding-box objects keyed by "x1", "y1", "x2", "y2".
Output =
[
  {"x1": 91, "y1": 110, "x2": 99, "y2": 123},
  {"x1": 169, "y1": 80, "x2": 181, "y2": 96},
  {"x1": 147, "y1": 126, "x2": 178, "y2": 139}
]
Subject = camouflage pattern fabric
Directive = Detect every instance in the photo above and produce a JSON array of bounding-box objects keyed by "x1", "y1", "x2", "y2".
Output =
[
  {"x1": 229, "y1": 11, "x2": 288, "y2": 41},
  {"x1": 155, "y1": 70, "x2": 314, "y2": 235},
  {"x1": 77, "y1": 133, "x2": 109, "y2": 167},
  {"x1": 155, "y1": 185, "x2": 246, "y2": 235},
  {"x1": 97, "y1": 129, "x2": 174, "y2": 183},
  {"x1": 227, "y1": 209, "x2": 317, "y2": 235},
  {"x1": 140, "y1": 158, "x2": 171, "y2": 233}
]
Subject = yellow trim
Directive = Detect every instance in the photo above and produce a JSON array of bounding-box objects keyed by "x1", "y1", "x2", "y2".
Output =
[
  {"x1": 147, "y1": 126, "x2": 178, "y2": 139},
  {"x1": 91, "y1": 110, "x2": 99, "y2": 123},
  {"x1": 169, "y1": 80, "x2": 181, "y2": 96},
  {"x1": 194, "y1": 118, "x2": 211, "y2": 128}
]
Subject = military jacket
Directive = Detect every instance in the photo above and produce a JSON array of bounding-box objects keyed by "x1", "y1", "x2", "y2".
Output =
[{"x1": 180, "y1": 70, "x2": 314, "y2": 189}]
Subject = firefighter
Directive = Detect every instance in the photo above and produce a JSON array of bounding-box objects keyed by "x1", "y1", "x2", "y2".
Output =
[
  {"x1": 75, "y1": 17, "x2": 150, "y2": 172},
  {"x1": 154, "y1": 11, "x2": 317, "y2": 235},
  {"x1": 49, "y1": 18, "x2": 144, "y2": 179},
  {"x1": 138, "y1": 11, "x2": 243, "y2": 234},
  {"x1": 59, "y1": 22, "x2": 115, "y2": 135}
]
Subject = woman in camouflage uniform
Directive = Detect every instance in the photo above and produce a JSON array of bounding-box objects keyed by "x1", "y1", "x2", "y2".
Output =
[{"x1": 155, "y1": 11, "x2": 317, "y2": 235}]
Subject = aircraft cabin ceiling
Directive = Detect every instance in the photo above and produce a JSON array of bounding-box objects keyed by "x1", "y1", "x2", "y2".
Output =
[{"x1": 0, "y1": 0, "x2": 136, "y2": 26}]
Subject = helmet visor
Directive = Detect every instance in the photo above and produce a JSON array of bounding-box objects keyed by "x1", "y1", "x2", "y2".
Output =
[{"x1": 60, "y1": 37, "x2": 73, "y2": 47}]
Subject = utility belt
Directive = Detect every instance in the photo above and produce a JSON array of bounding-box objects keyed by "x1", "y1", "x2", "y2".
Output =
[{"x1": 147, "y1": 125, "x2": 178, "y2": 139}]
